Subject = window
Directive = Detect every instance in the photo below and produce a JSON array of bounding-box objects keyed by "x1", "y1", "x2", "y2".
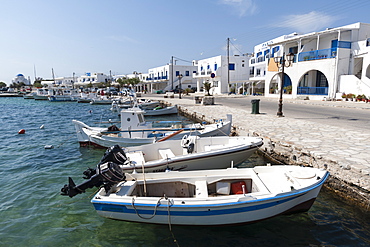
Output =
[
  {"x1": 214, "y1": 64, "x2": 218, "y2": 71},
  {"x1": 213, "y1": 81, "x2": 219, "y2": 87},
  {"x1": 175, "y1": 71, "x2": 180, "y2": 76},
  {"x1": 185, "y1": 71, "x2": 189, "y2": 76},
  {"x1": 207, "y1": 64, "x2": 210, "y2": 70},
  {"x1": 289, "y1": 46, "x2": 298, "y2": 54},
  {"x1": 256, "y1": 69, "x2": 261, "y2": 75},
  {"x1": 229, "y1": 63, "x2": 235, "y2": 70}
]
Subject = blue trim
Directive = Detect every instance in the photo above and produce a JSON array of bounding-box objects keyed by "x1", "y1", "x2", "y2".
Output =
[{"x1": 92, "y1": 172, "x2": 329, "y2": 217}]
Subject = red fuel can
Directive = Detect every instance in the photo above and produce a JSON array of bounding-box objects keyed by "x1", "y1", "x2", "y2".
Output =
[{"x1": 231, "y1": 181, "x2": 247, "y2": 194}]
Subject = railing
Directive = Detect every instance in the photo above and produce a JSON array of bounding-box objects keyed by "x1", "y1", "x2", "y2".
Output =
[
  {"x1": 298, "y1": 48, "x2": 337, "y2": 62},
  {"x1": 297, "y1": 87, "x2": 328, "y2": 95}
]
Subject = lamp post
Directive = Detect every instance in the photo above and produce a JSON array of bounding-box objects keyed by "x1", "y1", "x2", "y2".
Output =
[
  {"x1": 273, "y1": 52, "x2": 294, "y2": 117},
  {"x1": 177, "y1": 74, "x2": 183, "y2": 99}
]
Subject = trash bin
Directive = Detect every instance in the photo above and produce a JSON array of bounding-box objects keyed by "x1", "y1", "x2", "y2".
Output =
[{"x1": 251, "y1": 99, "x2": 260, "y2": 114}]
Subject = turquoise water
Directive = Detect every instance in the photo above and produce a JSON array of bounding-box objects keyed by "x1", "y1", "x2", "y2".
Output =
[{"x1": 1, "y1": 97, "x2": 370, "y2": 247}]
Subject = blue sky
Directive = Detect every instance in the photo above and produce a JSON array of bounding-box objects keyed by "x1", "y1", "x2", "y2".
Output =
[{"x1": 1, "y1": 0, "x2": 370, "y2": 85}]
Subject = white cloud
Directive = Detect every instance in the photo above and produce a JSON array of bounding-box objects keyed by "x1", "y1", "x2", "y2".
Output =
[
  {"x1": 276, "y1": 11, "x2": 339, "y2": 33},
  {"x1": 219, "y1": 0, "x2": 258, "y2": 17}
]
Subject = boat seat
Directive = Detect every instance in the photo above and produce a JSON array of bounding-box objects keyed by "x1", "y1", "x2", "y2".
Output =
[
  {"x1": 127, "y1": 151, "x2": 145, "y2": 166},
  {"x1": 158, "y1": 148, "x2": 175, "y2": 159},
  {"x1": 116, "y1": 180, "x2": 137, "y2": 196},
  {"x1": 195, "y1": 180, "x2": 208, "y2": 198}
]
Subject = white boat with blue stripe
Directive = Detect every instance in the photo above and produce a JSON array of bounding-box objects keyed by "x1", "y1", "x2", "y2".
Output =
[{"x1": 89, "y1": 165, "x2": 328, "y2": 226}]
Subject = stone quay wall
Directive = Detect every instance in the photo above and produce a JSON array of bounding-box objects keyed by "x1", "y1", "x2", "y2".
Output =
[{"x1": 154, "y1": 95, "x2": 370, "y2": 210}]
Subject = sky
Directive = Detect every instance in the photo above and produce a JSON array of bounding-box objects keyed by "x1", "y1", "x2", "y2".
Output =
[{"x1": 1, "y1": 0, "x2": 370, "y2": 85}]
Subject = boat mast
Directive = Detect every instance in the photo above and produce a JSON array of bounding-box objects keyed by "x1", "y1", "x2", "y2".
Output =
[{"x1": 52, "y1": 68, "x2": 55, "y2": 86}]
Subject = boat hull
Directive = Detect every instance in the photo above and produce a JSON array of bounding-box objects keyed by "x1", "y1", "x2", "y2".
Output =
[
  {"x1": 122, "y1": 136, "x2": 263, "y2": 172},
  {"x1": 91, "y1": 166, "x2": 329, "y2": 226},
  {"x1": 143, "y1": 106, "x2": 178, "y2": 116}
]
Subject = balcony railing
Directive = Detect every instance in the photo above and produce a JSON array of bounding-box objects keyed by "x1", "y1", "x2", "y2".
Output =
[
  {"x1": 297, "y1": 87, "x2": 328, "y2": 95},
  {"x1": 298, "y1": 48, "x2": 337, "y2": 62}
]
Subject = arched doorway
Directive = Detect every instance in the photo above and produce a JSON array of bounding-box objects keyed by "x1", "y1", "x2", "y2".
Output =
[
  {"x1": 270, "y1": 72, "x2": 292, "y2": 94},
  {"x1": 298, "y1": 70, "x2": 328, "y2": 95},
  {"x1": 365, "y1": 64, "x2": 370, "y2": 79}
]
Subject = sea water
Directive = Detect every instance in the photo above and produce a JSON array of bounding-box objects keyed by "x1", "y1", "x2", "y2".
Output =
[{"x1": 0, "y1": 97, "x2": 369, "y2": 247}]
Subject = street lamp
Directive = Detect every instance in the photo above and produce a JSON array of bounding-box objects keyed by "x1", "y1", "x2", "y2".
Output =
[
  {"x1": 177, "y1": 74, "x2": 183, "y2": 99},
  {"x1": 273, "y1": 52, "x2": 294, "y2": 117}
]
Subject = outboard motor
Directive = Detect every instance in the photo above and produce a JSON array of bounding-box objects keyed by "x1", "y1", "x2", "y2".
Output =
[
  {"x1": 82, "y1": 145, "x2": 127, "y2": 180},
  {"x1": 61, "y1": 145, "x2": 127, "y2": 198}
]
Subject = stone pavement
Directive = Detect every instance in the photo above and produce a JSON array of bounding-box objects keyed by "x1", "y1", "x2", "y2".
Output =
[{"x1": 145, "y1": 93, "x2": 370, "y2": 208}]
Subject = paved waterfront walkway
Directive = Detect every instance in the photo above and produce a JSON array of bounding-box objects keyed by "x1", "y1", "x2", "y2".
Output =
[{"x1": 145, "y1": 93, "x2": 370, "y2": 206}]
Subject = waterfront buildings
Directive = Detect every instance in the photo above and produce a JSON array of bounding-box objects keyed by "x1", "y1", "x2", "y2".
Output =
[
  {"x1": 193, "y1": 55, "x2": 250, "y2": 94},
  {"x1": 258, "y1": 22, "x2": 370, "y2": 100},
  {"x1": 75, "y1": 72, "x2": 110, "y2": 87},
  {"x1": 142, "y1": 62, "x2": 197, "y2": 93},
  {"x1": 11, "y1": 22, "x2": 370, "y2": 100}
]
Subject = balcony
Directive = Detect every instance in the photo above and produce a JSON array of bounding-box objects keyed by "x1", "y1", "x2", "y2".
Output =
[{"x1": 298, "y1": 48, "x2": 337, "y2": 62}]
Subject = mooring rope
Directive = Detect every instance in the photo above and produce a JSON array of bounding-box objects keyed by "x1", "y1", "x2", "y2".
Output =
[{"x1": 131, "y1": 196, "x2": 164, "y2": 220}]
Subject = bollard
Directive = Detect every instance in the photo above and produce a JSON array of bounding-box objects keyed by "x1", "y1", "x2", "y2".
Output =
[{"x1": 251, "y1": 99, "x2": 260, "y2": 114}]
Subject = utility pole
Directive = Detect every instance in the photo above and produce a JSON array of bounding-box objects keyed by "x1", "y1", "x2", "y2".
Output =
[
  {"x1": 171, "y1": 56, "x2": 174, "y2": 90},
  {"x1": 227, "y1": 38, "x2": 230, "y2": 92}
]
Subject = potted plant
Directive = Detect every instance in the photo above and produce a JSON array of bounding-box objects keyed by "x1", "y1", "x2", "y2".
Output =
[{"x1": 347, "y1": 93, "x2": 355, "y2": 101}]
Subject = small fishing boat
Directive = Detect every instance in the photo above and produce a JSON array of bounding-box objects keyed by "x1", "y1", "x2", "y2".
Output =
[
  {"x1": 143, "y1": 105, "x2": 178, "y2": 116},
  {"x1": 23, "y1": 92, "x2": 35, "y2": 99},
  {"x1": 33, "y1": 88, "x2": 50, "y2": 100},
  {"x1": 111, "y1": 98, "x2": 161, "y2": 113},
  {"x1": 90, "y1": 96, "x2": 114, "y2": 105},
  {"x1": 61, "y1": 162, "x2": 329, "y2": 226},
  {"x1": 76, "y1": 92, "x2": 98, "y2": 103},
  {"x1": 72, "y1": 107, "x2": 232, "y2": 148},
  {"x1": 83, "y1": 135, "x2": 263, "y2": 173},
  {"x1": 48, "y1": 88, "x2": 80, "y2": 102}
]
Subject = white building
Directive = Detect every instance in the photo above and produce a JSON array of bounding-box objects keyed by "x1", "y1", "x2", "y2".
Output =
[
  {"x1": 263, "y1": 22, "x2": 370, "y2": 100},
  {"x1": 193, "y1": 55, "x2": 250, "y2": 95},
  {"x1": 115, "y1": 72, "x2": 150, "y2": 92},
  {"x1": 249, "y1": 33, "x2": 299, "y2": 95},
  {"x1": 75, "y1": 72, "x2": 110, "y2": 87},
  {"x1": 143, "y1": 63, "x2": 197, "y2": 93},
  {"x1": 12, "y1": 74, "x2": 31, "y2": 85}
]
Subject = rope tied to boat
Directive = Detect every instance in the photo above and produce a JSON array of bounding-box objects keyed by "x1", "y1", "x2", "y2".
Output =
[{"x1": 131, "y1": 196, "x2": 173, "y2": 220}]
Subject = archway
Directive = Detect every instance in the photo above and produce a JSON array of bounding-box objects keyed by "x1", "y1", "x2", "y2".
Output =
[
  {"x1": 298, "y1": 70, "x2": 328, "y2": 95},
  {"x1": 270, "y1": 72, "x2": 292, "y2": 94},
  {"x1": 366, "y1": 64, "x2": 370, "y2": 79}
]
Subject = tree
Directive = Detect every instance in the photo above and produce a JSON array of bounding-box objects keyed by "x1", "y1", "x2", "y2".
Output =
[
  {"x1": 10, "y1": 82, "x2": 25, "y2": 90},
  {"x1": 203, "y1": 81, "x2": 213, "y2": 96},
  {"x1": 33, "y1": 82, "x2": 42, "y2": 88},
  {"x1": 0, "y1": 82, "x2": 6, "y2": 88}
]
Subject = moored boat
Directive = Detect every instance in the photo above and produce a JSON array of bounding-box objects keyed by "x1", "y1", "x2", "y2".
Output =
[
  {"x1": 143, "y1": 105, "x2": 178, "y2": 116},
  {"x1": 81, "y1": 135, "x2": 263, "y2": 173},
  {"x1": 61, "y1": 164, "x2": 329, "y2": 226},
  {"x1": 33, "y1": 88, "x2": 50, "y2": 100},
  {"x1": 72, "y1": 106, "x2": 232, "y2": 148}
]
